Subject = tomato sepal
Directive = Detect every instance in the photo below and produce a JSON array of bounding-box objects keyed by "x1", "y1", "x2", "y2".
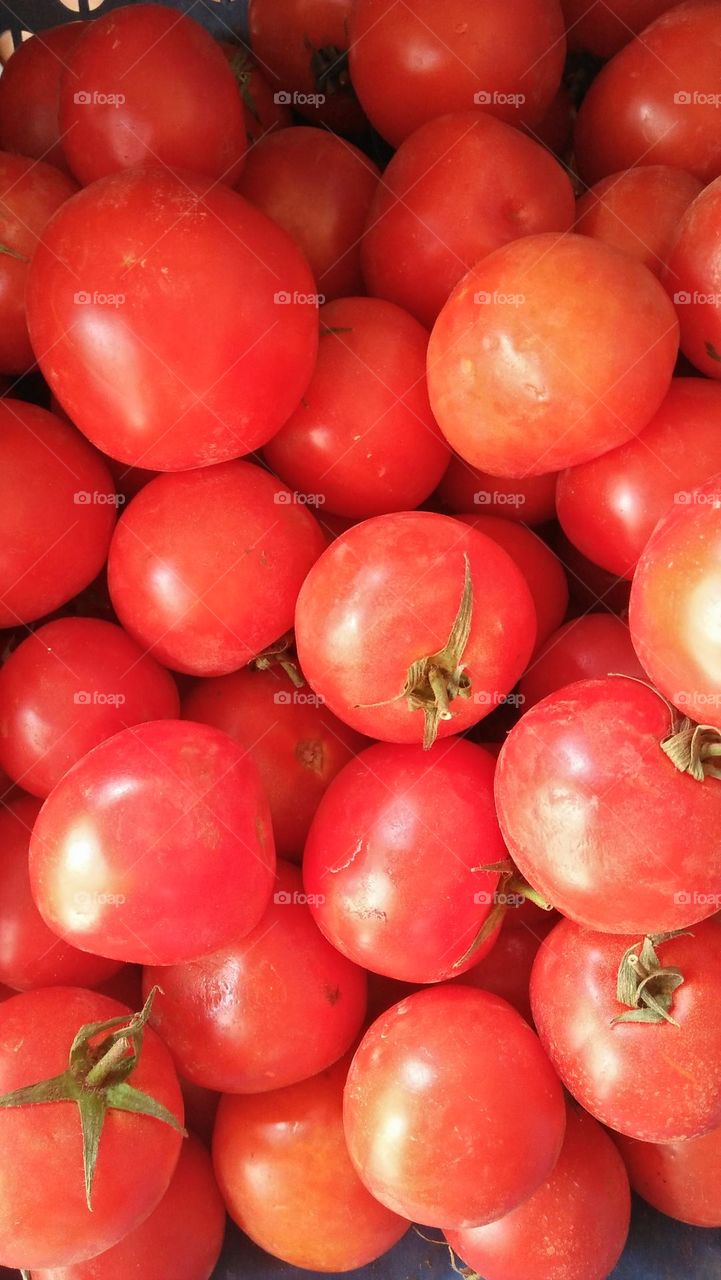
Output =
[
  {"x1": 611, "y1": 931, "x2": 691, "y2": 1027},
  {"x1": 661, "y1": 718, "x2": 721, "y2": 781}
]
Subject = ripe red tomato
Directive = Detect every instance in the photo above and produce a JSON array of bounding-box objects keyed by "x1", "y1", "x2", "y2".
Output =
[
  {"x1": 615, "y1": 1121, "x2": 721, "y2": 1227},
  {"x1": 518, "y1": 614, "x2": 645, "y2": 709},
  {"x1": 437, "y1": 455, "x2": 557, "y2": 525},
  {"x1": 220, "y1": 45, "x2": 293, "y2": 145},
  {"x1": 30, "y1": 719, "x2": 276, "y2": 966},
  {"x1": 213, "y1": 1056, "x2": 409, "y2": 1271},
  {"x1": 108, "y1": 461, "x2": 325, "y2": 677},
  {"x1": 427, "y1": 233, "x2": 679, "y2": 477},
  {"x1": 304, "y1": 738, "x2": 504, "y2": 983},
  {"x1": 575, "y1": 166, "x2": 703, "y2": 279},
  {"x1": 563, "y1": 0, "x2": 678, "y2": 56},
  {"x1": 455, "y1": 901, "x2": 559, "y2": 1024},
  {"x1": 663, "y1": 177, "x2": 721, "y2": 377},
  {"x1": 531, "y1": 917, "x2": 721, "y2": 1141},
  {"x1": 349, "y1": 0, "x2": 566, "y2": 145},
  {"x1": 361, "y1": 110, "x2": 575, "y2": 329},
  {"x1": 295, "y1": 512, "x2": 536, "y2": 745},
  {"x1": 446, "y1": 1105, "x2": 630, "y2": 1280},
  {"x1": 574, "y1": 1, "x2": 721, "y2": 184},
  {"x1": 181, "y1": 666, "x2": 364, "y2": 861},
  {"x1": 26, "y1": 169, "x2": 319, "y2": 471},
  {"x1": 264, "y1": 297, "x2": 450, "y2": 518},
  {"x1": 0, "y1": 400, "x2": 116, "y2": 627},
  {"x1": 0, "y1": 24, "x2": 84, "y2": 173},
  {"x1": 497, "y1": 676, "x2": 721, "y2": 933},
  {"x1": 557, "y1": 380, "x2": 721, "y2": 578},
  {"x1": 0, "y1": 617, "x2": 179, "y2": 797},
  {"x1": 58, "y1": 5, "x2": 246, "y2": 186},
  {"x1": 0, "y1": 987, "x2": 184, "y2": 1268},
  {"x1": 344, "y1": 985, "x2": 565, "y2": 1227},
  {"x1": 238, "y1": 127, "x2": 379, "y2": 301}
]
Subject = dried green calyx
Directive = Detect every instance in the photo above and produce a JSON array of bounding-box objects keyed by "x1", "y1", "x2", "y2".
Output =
[
  {"x1": 612, "y1": 931, "x2": 690, "y2": 1027},
  {"x1": 252, "y1": 630, "x2": 304, "y2": 687},
  {"x1": 661, "y1": 717, "x2": 721, "y2": 781},
  {"x1": 451, "y1": 862, "x2": 553, "y2": 971}
]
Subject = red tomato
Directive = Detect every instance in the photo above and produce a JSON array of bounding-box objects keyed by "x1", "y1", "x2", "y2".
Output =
[
  {"x1": 181, "y1": 666, "x2": 364, "y2": 861},
  {"x1": 238, "y1": 127, "x2": 379, "y2": 301},
  {"x1": 213, "y1": 1056, "x2": 408, "y2": 1271},
  {"x1": 303, "y1": 738, "x2": 504, "y2": 983},
  {"x1": 575, "y1": 166, "x2": 702, "y2": 279},
  {"x1": 437, "y1": 454, "x2": 557, "y2": 525},
  {"x1": 574, "y1": 1, "x2": 721, "y2": 185},
  {"x1": 563, "y1": 0, "x2": 679, "y2": 56},
  {"x1": 344, "y1": 985, "x2": 565, "y2": 1227},
  {"x1": 557, "y1": 379, "x2": 721, "y2": 578},
  {"x1": 446, "y1": 1105, "x2": 630, "y2": 1280},
  {"x1": 0, "y1": 987, "x2": 184, "y2": 1268},
  {"x1": 0, "y1": 23, "x2": 84, "y2": 173},
  {"x1": 349, "y1": 0, "x2": 566, "y2": 146},
  {"x1": 548, "y1": 528, "x2": 632, "y2": 618},
  {"x1": 0, "y1": 617, "x2": 179, "y2": 797},
  {"x1": 523, "y1": 84, "x2": 574, "y2": 156},
  {"x1": 264, "y1": 297, "x2": 449, "y2": 518},
  {"x1": 531, "y1": 917, "x2": 721, "y2": 1141},
  {"x1": 108, "y1": 461, "x2": 325, "y2": 677},
  {"x1": 220, "y1": 45, "x2": 293, "y2": 145},
  {"x1": 427, "y1": 233, "x2": 679, "y2": 477},
  {"x1": 31, "y1": 1135, "x2": 225, "y2": 1280},
  {"x1": 26, "y1": 169, "x2": 319, "y2": 471},
  {"x1": 144, "y1": 861, "x2": 366, "y2": 1093},
  {"x1": 615, "y1": 1120, "x2": 721, "y2": 1227},
  {"x1": 496, "y1": 676, "x2": 721, "y2": 933},
  {"x1": 518, "y1": 614, "x2": 645, "y2": 709},
  {"x1": 455, "y1": 901, "x2": 559, "y2": 1023},
  {"x1": 0, "y1": 400, "x2": 116, "y2": 627},
  {"x1": 663, "y1": 177, "x2": 721, "y2": 377},
  {"x1": 294, "y1": 512, "x2": 536, "y2": 745},
  {"x1": 30, "y1": 720, "x2": 276, "y2": 966},
  {"x1": 58, "y1": 5, "x2": 246, "y2": 186},
  {"x1": 361, "y1": 110, "x2": 575, "y2": 329}
]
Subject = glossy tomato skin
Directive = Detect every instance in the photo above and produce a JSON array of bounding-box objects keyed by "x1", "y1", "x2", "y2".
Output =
[
  {"x1": 26, "y1": 169, "x2": 319, "y2": 471},
  {"x1": 361, "y1": 110, "x2": 575, "y2": 329},
  {"x1": 575, "y1": 166, "x2": 703, "y2": 279},
  {"x1": 0, "y1": 24, "x2": 83, "y2": 173},
  {"x1": 181, "y1": 667, "x2": 364, "y2": 861},
  {"x1": 446, "y1": 1105, "x2": 630, "y2": 1280},
  {"x1": 58, "y1": 5, "x2": 246, "y2": 186},
  {"x1": 295, "y1": 512, "x2": 536, "y2": 743},
  {"x1": 0, "y1": 794, "x2": 121, "y2": 992},
  {"x1": 496, "y1": 676, "x2": 721, "y2": 933},
  {"x1": 304, "y1": 738, "x2": 504, "y2": 983},
  {"x1": 0, "y1": 617, "x2": 180, "y2": 797},
  {"x1": 344, "y1": 985, "x2": 565, "y2": 1228},
  {"x1": 108, "y1": 461, "x2": 326, "y2": 677},
  {"x1": 29, "y1": 720, "x2": 276, "y2": 966},
  {"x1": 563, "y1": 0, "x2": 679, "y2": 56},
  {"x1": 518, "y1": 614, "x2": 645, "y2": 709},
  {"x1": 0, "y1": 401, "x2": 116, "y2": 627},
  {"x1": 0, "y1": 987, "x2": 184, "y2": 1269},
  {"x1": 264, "y1": 297, "x2": 450, "y2": 518},
  {"x1": 664, "y1": 177, "x2": 721, "y2": 378},
  {"x1": 615, "y1": 1122, "x2": 721, "y2": 1227},
  {"x1": 31, "y1": 1134, "x2": 225, "y2": 1280},
  {"x1": 427, "y1": 233, "x2": 679, "y2": 477},
  {"x1": 238, "y1": 128, "x2": 379, "y2": 302},
  {"x1": 143, "y1": 861, "x2": 366, "y2": 1094},
  {"x1": 557, "y1": 380, "x2": 721, "y2": 577},
  {"x1": 531, "y1": 917, "x2": 721, "y2": 1141},
  {"x1": 213, "y1": 1056, "x2": 409, "y2": 1272},
  {"x1": 349, "y1": 0, "x2": 566, "y2": 145},
  {"x1": 436, "y1": 454, "x2": 557, "y2": 524}
]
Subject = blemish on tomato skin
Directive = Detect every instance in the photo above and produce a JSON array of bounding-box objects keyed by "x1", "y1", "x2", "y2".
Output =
[
  {"x1": 255, "y1": 817, "x2": 267, "y2": 847},
  {"x1": 295, "y1": 738, "x2": 324, "y2": 775},
  {"x1": 325, "y1": 984, "x2": 341, "y2": 1006}
]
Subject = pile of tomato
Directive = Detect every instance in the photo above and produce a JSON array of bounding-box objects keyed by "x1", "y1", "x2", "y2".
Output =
[{"x1": 1, "y1": 1, "x2": 721, "y2": 1277}]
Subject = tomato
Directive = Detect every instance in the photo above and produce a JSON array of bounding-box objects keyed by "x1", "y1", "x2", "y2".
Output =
[
  {"x1": 361, "y1": 110, "x2": 575, "y2": 329},
  {"x1": 0, "y1": 617, "x2": 179, "y2": 797},
  {"x1": 26, "y1": 169, "x2": 319, "y2": 471},
  {"x1": 427, "y1": 232, "x2": 679, "y2": 477},
  {"x1": 264, "y1": 298, "x2": 450, "y2": 518},
  {"x1": 0, "y1": 987, "x2": 183, "y2": 1268},
  {"x1": 455, "y1": 901, "x2": 559, "y2": 1023},
  {"x1": 0, "y1": 24, "x2": 84, "y2": 174},
  {"x1": 523, "y1": 84, "x2": 574, "y2": 157},
  {"x1": 615, "y1": 1120, "x2": 721, "y2": 1227},
  {"x1": 574, "y1": 1, "x2": 721, "y2": 185},
  {"x1": 0, "y1": 400, "x2": 116, "y2": 627},
  {"x1": 549, "y1": 528, "x2": 632, "y2": 618},
  {"x1": 497, "y1": 675, "x2": 721, "y2": 933},
  {"x1": 58, "y1": 5, "x2": 246, "y2": 186},
  {"x1": 575, "y1": 166, "x2": 703, "y2": 279},
  {"x1": 295, "y1": 511, "x2": 536, "y2": 745},
  {"x1": 349, "y1": 0, "x2": 566, "y2": 146},
  {"x1": 531, "y1": 917, "x2": 721, "y2": 1141},
  {"x1": 518, "y1": 614, "x2": 645, "y2": 709},
  {"x1": 108, "y1": 461, "x2": 325, "y2": 677},
  {"x1": 562, "y1": 0, "x2": 679, "y2": 56},
  {"x1": 213, "y1": 1056, "x2": 408, "y2": 1271},
  {"x1": 32, "y1": 1135, "x2": 225, "y2": 1280},
  {"x1": 30, "y1": 719, "x2": 276, "y2": 966},
  {"x1": 220, "y1": 45, "x2": 293, "y2": 145},
  {"x1": 181, "y1": 666, "x2": 364, "y2": 861},
  {"x1": 238, "y1": 127, "x2": 379, "y2": 302},
  {"x1": 304, "y1": 738, "x2": 504, "y2": 983},
  {"x1": 446, "y1": 1105, "x2": 630, "y2": 1280},
  {"x1": 437, "y1": 454, "x2": 558, "y2": 525},
  {"x1": 663, "y1": 177, "x2": 721, "y2": 377},
  {"x1": 344, "y1": 985, "x2": 565, "y2": 1227}
]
